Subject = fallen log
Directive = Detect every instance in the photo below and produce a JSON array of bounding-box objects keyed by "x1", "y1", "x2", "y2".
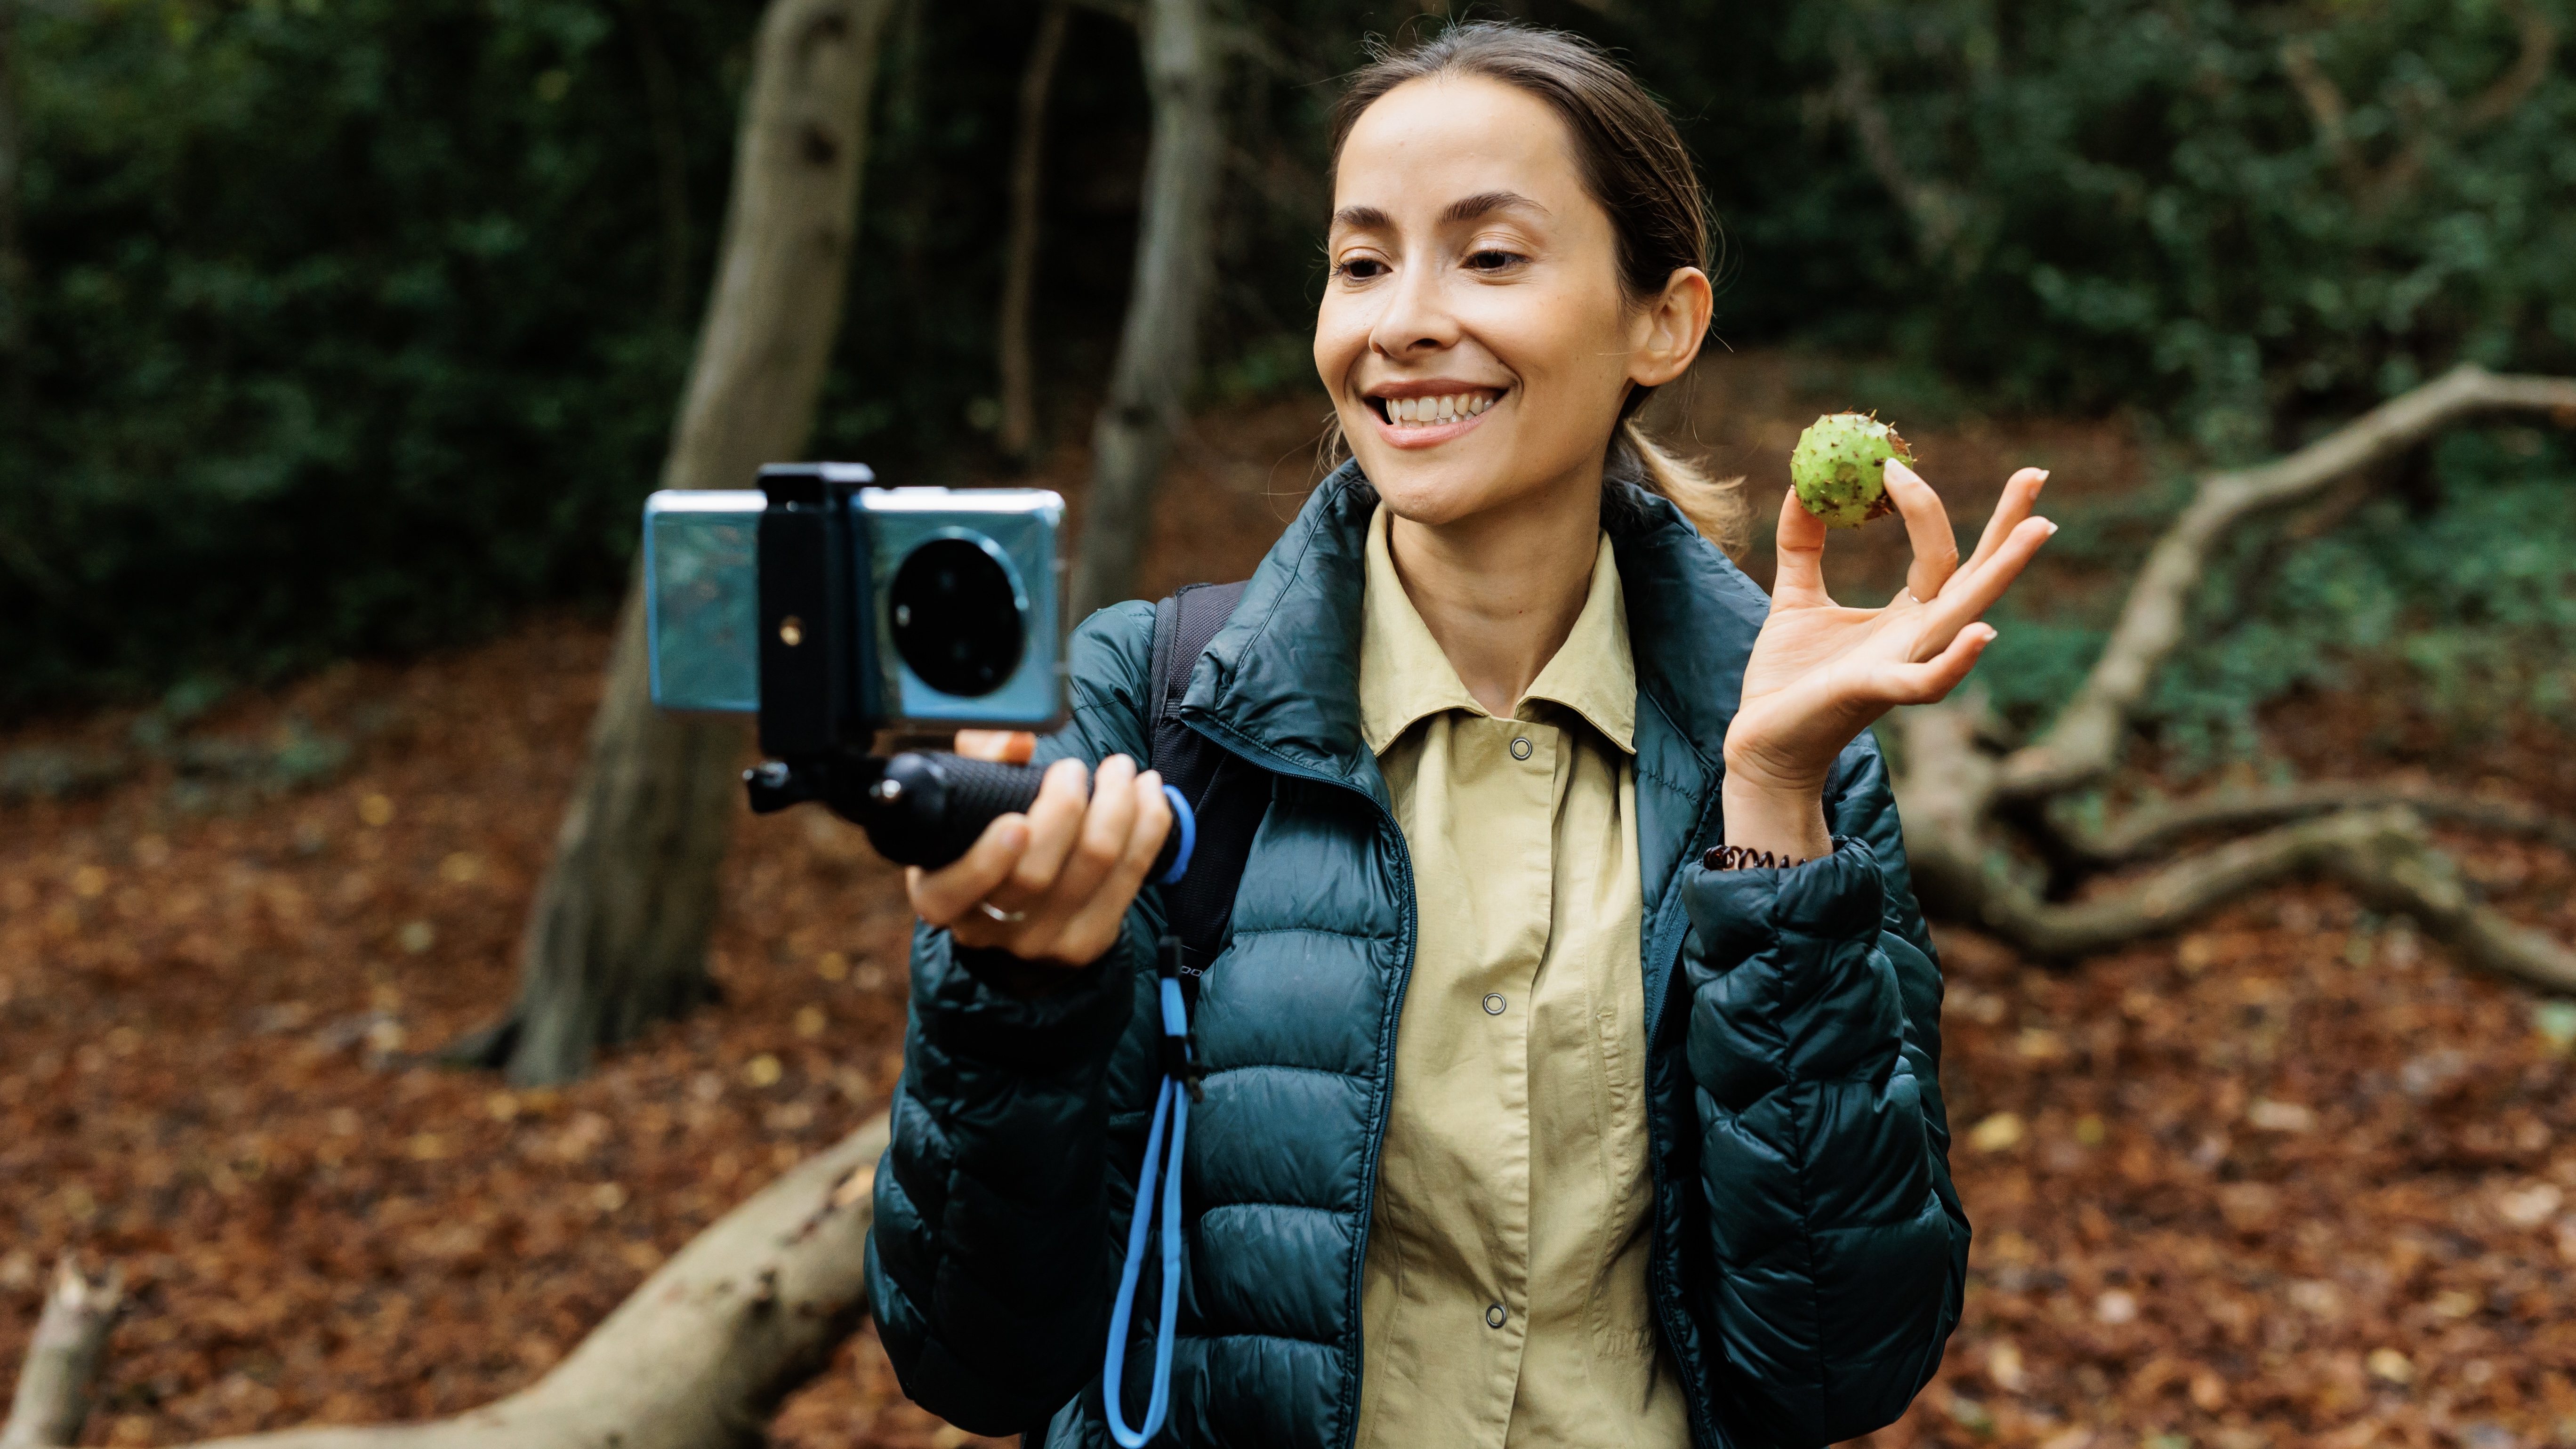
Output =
[
  {"x1": 1, "y1": 1258, "x2": 122, "y2": 1449},
  {"x1": 0, "y1": 1113, "x2": 895, "y2": 1449}
]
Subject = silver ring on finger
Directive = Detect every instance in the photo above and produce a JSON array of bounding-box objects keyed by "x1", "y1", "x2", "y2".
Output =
[{"x1": 976, "y1": 900, "x2": 1029, "y2": 924}]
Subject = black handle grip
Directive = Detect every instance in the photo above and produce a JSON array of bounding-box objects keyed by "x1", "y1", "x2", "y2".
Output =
[{"x1": 856, "y1": 751, "x2": 1189, "y2": 879}]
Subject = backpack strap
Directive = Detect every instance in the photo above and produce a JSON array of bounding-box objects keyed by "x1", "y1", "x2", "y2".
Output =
[{"x1": 1147, "y1": 582, "x2": 1268, "y2": 977}]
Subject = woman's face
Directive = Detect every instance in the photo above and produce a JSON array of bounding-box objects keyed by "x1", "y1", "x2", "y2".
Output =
[{"x1": 1315, "y1": 73, "x2": 1707, "y2": 528}]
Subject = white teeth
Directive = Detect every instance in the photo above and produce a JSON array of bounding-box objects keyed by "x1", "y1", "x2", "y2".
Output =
[{"x1": 1381, "y1": 392, "x2": 1497, "y2": 426}]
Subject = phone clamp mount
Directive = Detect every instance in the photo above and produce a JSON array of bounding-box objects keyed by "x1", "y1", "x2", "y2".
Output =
[{"x1": 737, "y1": 464, "x2": 1191, "y2": 880}]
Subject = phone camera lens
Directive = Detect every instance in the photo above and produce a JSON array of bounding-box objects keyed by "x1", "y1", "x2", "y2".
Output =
[{"x1": 889, "y1": 536, "x2": 1024, "y2": 697}]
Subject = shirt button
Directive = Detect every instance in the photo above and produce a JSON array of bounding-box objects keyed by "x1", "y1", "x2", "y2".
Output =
[
  {"x1": 1482, "y1": 993, "x2": 1506, "y2": 1015},
  {"x1": 1486, "y1": 1303, "x2": 1507, "y2": 1328},
  {"x1": 1510, "y1": 736, "x2": 1533, "y2": 761}
]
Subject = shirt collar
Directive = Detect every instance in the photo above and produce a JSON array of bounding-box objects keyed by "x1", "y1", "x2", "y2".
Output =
[{"x1": 1358, "y1": 501, "x2": 1637, "y2": 757}]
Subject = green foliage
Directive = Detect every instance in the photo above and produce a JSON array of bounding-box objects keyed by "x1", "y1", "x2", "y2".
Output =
[
  {"x1": 1771, "y1": 0, "x2": 2576, "y2": 458},
  {"x1": 2160, "y1": 427, "x2": 2576, "y2": 754},
  {"x1": 1, "y1": 0, "x2": 759, "y2": 712}
]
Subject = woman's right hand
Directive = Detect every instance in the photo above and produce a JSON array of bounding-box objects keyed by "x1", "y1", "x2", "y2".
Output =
[{"x1": 903, "y1": 743, "x2": 1174, "y2": 969}]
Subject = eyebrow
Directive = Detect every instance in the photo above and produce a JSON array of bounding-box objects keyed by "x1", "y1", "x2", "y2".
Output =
[
  {"x1": 1440, "y1": 190, "x2": 1547, "y2": 224},
  {"x1": 1328, "y1": 191, "x2": 1548, "y2": 233}
]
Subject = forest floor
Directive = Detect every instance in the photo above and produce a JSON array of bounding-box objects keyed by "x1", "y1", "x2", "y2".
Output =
[{"x1": 6, "y1": 352, "x2": 2576, "y2": 1449}]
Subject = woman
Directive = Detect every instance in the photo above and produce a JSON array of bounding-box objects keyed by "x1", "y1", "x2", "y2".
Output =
[{"x1": 868, "y1": 21, "x2": 2052, "y2": 1449}]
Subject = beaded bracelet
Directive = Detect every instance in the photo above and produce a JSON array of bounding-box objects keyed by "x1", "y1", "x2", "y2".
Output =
[{"x1": 1702, "y1": 844, "x2": 1809, "y2": 872}]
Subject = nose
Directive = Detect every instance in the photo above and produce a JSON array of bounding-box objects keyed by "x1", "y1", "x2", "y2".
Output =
[{"x1": 1368, "y1": 256, "x2": 1458, "y2": 362}]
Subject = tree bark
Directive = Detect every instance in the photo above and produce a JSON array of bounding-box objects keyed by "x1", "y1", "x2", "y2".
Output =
[
  {"x1": 485, "y1": 0, "x2": 897, "y2": 1087},
  {"x1": 1996, "y1": 365, "x2": 2576, "y2": 802},
  {"x1": 1066, "y1": 0, "x2": 1223, "y2": 620},
  {"x1": 1, "y1": 1258, "x2": 122, "y2": 1449},
  {"x1": 995, "y1": 0, "x2": 1070, "y2": 462}
]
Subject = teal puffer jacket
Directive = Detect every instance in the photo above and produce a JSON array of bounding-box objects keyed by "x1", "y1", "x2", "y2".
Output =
[{"x1": 866, "y1": 467, "x2": 1970, "y2": 1449}]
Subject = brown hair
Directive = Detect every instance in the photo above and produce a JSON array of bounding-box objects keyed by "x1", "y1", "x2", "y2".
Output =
[{"x1": 1324, "y1": 20, "x2": 1750, "y2": 555}]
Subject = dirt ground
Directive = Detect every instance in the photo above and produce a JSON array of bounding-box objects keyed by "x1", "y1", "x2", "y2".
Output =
[{"x1": 6, "y1": 353, "x2": 2575, "y2": 1448}]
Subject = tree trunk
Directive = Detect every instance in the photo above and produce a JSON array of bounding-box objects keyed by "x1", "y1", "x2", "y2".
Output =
[
  {"x1": 995, "y1": 0, "x2": 1069, "y2": 462},
  {"x1": 1066, "y1": 0, "x2": 1223, "y2": 620},
  {"x1": 0, "y1": 1259, "x2": 121, "y2": 1449},
  {"x1": 622, "y1": 0, "x2": 696, "y2": 327},
  {"x1": 482, "y1": 0, "x2": 898, "y2": 1087},
  {"x1": 0, "y1": 0, "x2": 26, "y2": 415}
]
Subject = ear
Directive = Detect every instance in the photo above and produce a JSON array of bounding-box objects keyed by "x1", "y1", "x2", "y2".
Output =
[{"x1": 1629, "y1": 266, "x2": 1713, "y2": 389}]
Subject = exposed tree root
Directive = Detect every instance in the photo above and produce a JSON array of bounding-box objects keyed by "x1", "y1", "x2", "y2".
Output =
[
  {"x1": 1896, "y1": 702, "x2": 2576, "y2": 992},
  {"x1": 2073, "y1": 781, "x2": 2576, "y2": 864},
  {"x1": 2321, "y1": 821, "x2": 2576, "y2": 994}
]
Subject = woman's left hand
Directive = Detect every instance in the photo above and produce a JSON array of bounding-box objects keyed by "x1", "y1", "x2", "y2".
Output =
[{"x1": 1720, "y1": 460, "x2": 2054, "y2": 860}]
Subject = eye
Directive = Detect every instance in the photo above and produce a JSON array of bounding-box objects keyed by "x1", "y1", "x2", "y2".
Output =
[
  {"x1": 1465, "y1": 249, "x2": 1523, "y2": 272},
  {"x1": 1334, "y1": 256, "x2": 1388, "y2": 282}
]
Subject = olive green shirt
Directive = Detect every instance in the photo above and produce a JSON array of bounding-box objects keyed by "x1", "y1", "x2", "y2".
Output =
[{"x1": 1351, "y1": 503, "x2": 1690, "y2": 1449}]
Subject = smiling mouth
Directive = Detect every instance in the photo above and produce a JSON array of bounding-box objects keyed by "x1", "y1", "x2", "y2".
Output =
[{"x1": 1366, "y1": 389, "x2": 1501, "y2": 429}]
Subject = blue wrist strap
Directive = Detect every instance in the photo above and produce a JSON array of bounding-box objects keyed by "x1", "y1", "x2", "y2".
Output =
[{"x1": 1103, "y1": 940, "x2": 1196, "y2": 1447}]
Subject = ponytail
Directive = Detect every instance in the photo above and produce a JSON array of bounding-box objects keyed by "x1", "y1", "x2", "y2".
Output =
[{"x1": 1613, "y1": 418, "x2": 1751, "y2": 559}]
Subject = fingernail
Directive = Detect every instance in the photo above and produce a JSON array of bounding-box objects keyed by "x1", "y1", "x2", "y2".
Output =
[
  {"x1": 2042, "y1": 519, "x2": 2060, "y2": 536},
  {"x1": 2036, "y1": 469, "x2": 2051, "y2": 481},
  {"x1": 1885, "y1": 457, "x2": 1922, "y2": 482}
]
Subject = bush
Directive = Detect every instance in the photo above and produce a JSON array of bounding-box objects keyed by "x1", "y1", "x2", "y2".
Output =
[
  {"x1": 1756, "y1": 0, "x2": 2576, "y2": 457},
  {"x1": 0, "y1": 0, "x2": 750, "y2": 712}
]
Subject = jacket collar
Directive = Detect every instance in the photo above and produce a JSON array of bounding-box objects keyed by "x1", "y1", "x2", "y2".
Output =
[
  {"x1": 1357, "y1": 500, "x2": 1638, "y2": 756},
  {"x1": 1176, "y1": 459, "x2": 1771, "y2": 817}
]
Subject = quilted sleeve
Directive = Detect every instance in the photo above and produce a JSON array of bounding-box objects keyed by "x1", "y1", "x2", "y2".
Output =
[
  {"x1": 1680, "y1": 738, "x2": 1970, "y2": 1447},
  {"x1": 864, "y1": 601, "x2": 1167, "y2": 1433}
]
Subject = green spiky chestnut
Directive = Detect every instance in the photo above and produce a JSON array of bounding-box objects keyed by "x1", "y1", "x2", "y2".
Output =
[{"x1": 1789, "y1": 412, "x2": 1914, "y2": 529}]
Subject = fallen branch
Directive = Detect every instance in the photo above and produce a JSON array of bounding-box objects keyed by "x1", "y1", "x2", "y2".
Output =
[
  {"x1": 1, "y1": 1258, "x2": 123, "y2": 1449},
  {"x1": 97, "y1": 1112, "x2": 893, "y2": 1449},
  {"x1": 1998, "y1": 365, "x2": 2576, "y2": 801}
]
